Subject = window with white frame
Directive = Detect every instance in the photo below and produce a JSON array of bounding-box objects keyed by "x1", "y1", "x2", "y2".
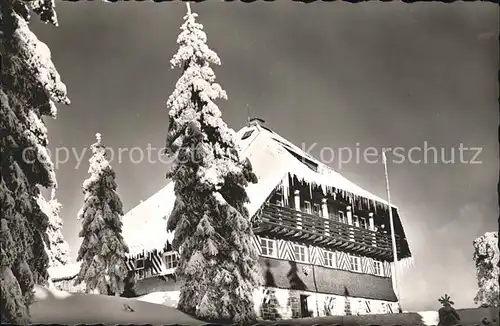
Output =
[
  {"x1": 349, "y1": 255, "x2": 360, "y2": 272},
  {"x1": 373, "y1": 261, "x2": 382, "y2": 276},
  {"x1": 313, "y1": 203, "x2": 321, "y2": 216},
  {"x1": 357, "y1": 300, "x2": 364, "y2": 314},
  {"x1": 303, "y1": 201, "x2": 312, "y2": 214},
  {"x1": 163, "y1": 252, "x2": 178, "y2": 269},
  {"x1": 338, "y1": 211, "x2": 346, "y2": 224},
  {"x1": 324, "y1": 296, "x2": 336, "y2": 315},
  {"x1": 261, "y1": 238, "x2": 276, "y2": 257},
  {"x1": 352, "y1": 215, "x2": 360, "y2": 227},
  {"x1": 324, "y1": 251, "x2": 335, "y2": 268},
  {"x1": 135, "y1": 258, "x2": 145, "y2": 270},
  {"x1": 294, "y1": 244, "x2": 307, "y2": 262},
  {"x1": 360, "y1": 217, "x2": 367, "y2": 229}
]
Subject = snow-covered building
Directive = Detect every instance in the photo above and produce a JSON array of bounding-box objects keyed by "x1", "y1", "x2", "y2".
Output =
[
  {"x1": 48, "y1": 262, "x2": 85, "y2": 293},
  {"x1": 51, "y1": 119, "x2": 413, "y2": 319}
]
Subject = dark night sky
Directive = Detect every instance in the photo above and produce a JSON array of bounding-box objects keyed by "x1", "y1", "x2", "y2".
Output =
[{"x1": 31, "y1": 1, "x2": 498, "y2": 311}]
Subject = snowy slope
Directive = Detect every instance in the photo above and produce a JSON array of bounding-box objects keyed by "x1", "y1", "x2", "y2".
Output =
[
  {"x1": 31, "y1": 286, "x2": 498, "y2": 325},
  {"x1": 31, "y1": 285, "x2": 205, "y2": 325},
  {"x1": 136, "y1": 291, "x2": 180, "y2": 307}
]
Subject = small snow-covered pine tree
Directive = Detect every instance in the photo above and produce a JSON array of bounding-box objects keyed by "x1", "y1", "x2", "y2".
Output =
[
  {"x1": 36, "y1": 189, "x2": 70, "y2": 268},
  {"x1": 75, "y1": 133, "x2": 129, "y2": 296},
  {"x1": 165, "y1": 4, "x2": 261, "y2": 324},
  {"x1": 0, "y1": 0, "x2": 70, "y2": 323},
  {"x1": 473, "y1": 232, "x2": 499, "y2": 307}
]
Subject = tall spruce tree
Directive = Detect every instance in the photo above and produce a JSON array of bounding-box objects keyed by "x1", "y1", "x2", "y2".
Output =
[
  {"x1": 75, "y1": 133, "x2": 129, "y2": 296},
  {"x1": 165, "y1": 4, "x2": 262, "y2": 324},
  {"x1": 36, "y1": 189, "x2": 70, "y2": 268},
  {"x1": 0, "y1": 0, "x2": 69, "y2": 323},
  {"x1": 473, "y1": 232, "x2": 499, "y2": 307}
]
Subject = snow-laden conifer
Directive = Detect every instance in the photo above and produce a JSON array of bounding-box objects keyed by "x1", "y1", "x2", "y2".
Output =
[
  {"x1": 165, "y1": 4, "x2": 262, "y2": 324},
  {"x1": 473, "y1": 232, "x2": 499, "y2": 307},
  {"x1": 0, "y1": 0, "x2": 69, "y2": 323},
  {"x1": 36, "y1": 189, "x2": 70, "y2": 268},
  {"x1": 75, "y1": 134, "x2": 129, "y2": 296}
]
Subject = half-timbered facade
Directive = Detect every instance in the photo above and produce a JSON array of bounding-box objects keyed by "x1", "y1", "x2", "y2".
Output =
[{"x1": 51, "y1": 119, "x2": 412, "y2": 319}]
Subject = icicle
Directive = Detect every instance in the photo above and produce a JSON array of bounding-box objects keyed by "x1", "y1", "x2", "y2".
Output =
[
  {"x1": 282, "y1": 174, "x2": 290, "y2": 206},
  {"x1": 321, "y1": 183, "x2": 327, "y2": 196}
]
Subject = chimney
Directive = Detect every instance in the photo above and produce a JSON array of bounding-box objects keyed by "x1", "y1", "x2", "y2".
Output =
[{"x1": 248, "y1": 117, "x2": 266, "y2": 127}]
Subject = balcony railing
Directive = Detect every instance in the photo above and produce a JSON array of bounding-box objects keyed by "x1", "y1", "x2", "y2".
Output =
[{"x1": 254, "y1": 203, "x2": 401, "y2": 261}]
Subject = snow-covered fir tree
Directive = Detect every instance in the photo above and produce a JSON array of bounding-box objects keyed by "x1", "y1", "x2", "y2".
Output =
[
  {"x1": 75, "y1": 133, "x2": 129, "y2": 296},
  {"x1": 165, "y1": 4, "x2": 262, "y2": 324},
  {"x1": 472, "y1": 232, "x2": 499, "y2": 307},
  {"x1": 36, "y1": 189, "x2": 70, "y2": 268},
  {"x1": 0, "y1": 0, "x2": 69, "y2": 323}
]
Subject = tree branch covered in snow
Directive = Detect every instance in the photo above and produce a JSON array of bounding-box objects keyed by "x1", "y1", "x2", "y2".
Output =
[
  {"x1": 75, "y1": 134, "x2": 129, "y2": 297},
  {"x1": 472, "y1": 232, "x2": 499, "y2": 307},
  {"x1": 164, "y1": 6, "x2": 261, "y2": 324},
  {"x1": 36, "y1": 190, "x2": 70, "y2": 268},
  {"x1": 0, "y1": 0, "x2": 69, "y2": 323}
]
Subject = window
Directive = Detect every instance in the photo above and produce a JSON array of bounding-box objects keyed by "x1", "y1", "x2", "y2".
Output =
[
  {"x1": 373, "y1": 261, "x2": 382, "y2": 276},
  {"x1": 324, "y1": 251, "x2": 335, "y2": 267},
  {"x1": 352, "y1": 215, "x2": 360, "y2": 227},
  {"x1": 261, "y1": 238, "x2": 276, "y2": 257},
  {"x1": 360, "y1": 217, "x2": 367, "y2": 229},
  {"x1": 163, "y1": 252, "x2": 178, "y2": 269},
  {"x1": 313, "y1": 203, "x2": 321, "y2": 216},
  {"x1": 338, "y1": 211, "x2": 346, "y2": 224},
  {"x1": 241, "y1": 130, "x2": 254, "y2": 140},
  {"x1": 349, "y1": 255, "x2": 360, "y2": 272},
  {"x1": 135, "y1": 258, "x2": 145, "y2": 270},
  {"x1": 294, "y1": 244, "x2": 307, "y2": 262},
  {"x1": 303, "y1": 201, "x2": 312, "y2": 214},
  {"x1": 283, "y1": 147, "x2": 318, "y2": 172},
  {"x1": 324, "y1": 296, "x2": 336, "y2": 315}
]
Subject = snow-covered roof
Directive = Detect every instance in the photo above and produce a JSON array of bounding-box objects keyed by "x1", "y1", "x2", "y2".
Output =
[
  {"x1": 48, "y1": 262, "x2": 81, "y2": 281},
  {"x1": 235, "y1": 123, "x2": 396, "y2": 209},
  {"x1": 121, "y1": 122, "x2": 401, "y2": 255},
  {"x1": 121, "y1": 182, "x2": 176, "y2": 256}
]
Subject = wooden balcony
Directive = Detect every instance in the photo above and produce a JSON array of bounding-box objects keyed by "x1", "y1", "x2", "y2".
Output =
[{"x1": 254, "y1": 203, "x2": 401, "y2": 261}]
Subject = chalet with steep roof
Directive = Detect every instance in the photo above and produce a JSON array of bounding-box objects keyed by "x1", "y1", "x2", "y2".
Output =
[{"x1": 51, "y1": 119, "x2": 413, "y2": 319}]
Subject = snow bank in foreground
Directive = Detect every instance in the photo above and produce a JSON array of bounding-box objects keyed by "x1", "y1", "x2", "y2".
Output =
[
  {"x1": 136, "y1": 291, "x2": 180, "y2": 308},
  {"x1": 417, "y1": 311, "x2": 439, "y2": 326},
  {"x1": 30, "y1": 287, "x2": 203, "y2": 325},
  {"x1": 34, "y1": 284, "x2": 73, "y2": 301}
]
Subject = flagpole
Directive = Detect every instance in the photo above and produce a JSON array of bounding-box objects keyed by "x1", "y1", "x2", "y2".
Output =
[{"x1": 382, "y1": 150, "x2": 401, "y2": 312}]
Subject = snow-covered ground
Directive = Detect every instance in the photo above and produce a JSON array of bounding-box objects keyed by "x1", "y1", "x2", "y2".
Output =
[
  {"x1": 136, "y1": 290, "x2": 180, "y2": 307},
  {"x1": 416, "y1": 310, "x2": 439, "y2": 325},
  {"x1": 31, "y1": 285, "x2": 204, "y2": 325},
  {"x1": 31, "y1": 286, "x2": 498, "y2": 326}
]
